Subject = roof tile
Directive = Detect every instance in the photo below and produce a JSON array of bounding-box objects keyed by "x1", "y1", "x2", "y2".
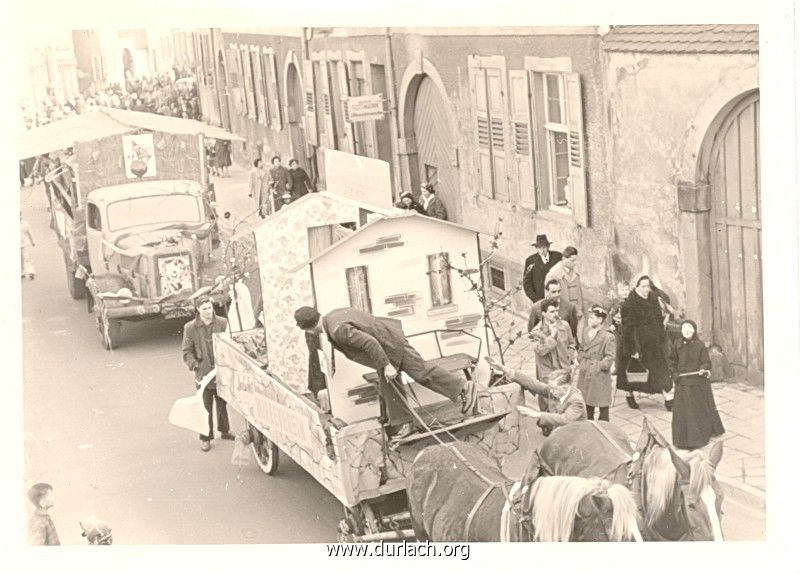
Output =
[{"x1": 603, "y1": 24, "x2": 758, "y2": 54}]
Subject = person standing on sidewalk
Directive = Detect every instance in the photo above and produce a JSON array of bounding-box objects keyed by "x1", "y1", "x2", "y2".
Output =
[
  {"x1": 527, "y1": 278, "x2": 579, "y2": 338},
  {"x1": 27, "y1": 483, "x2": 60, "y2": 545},
  {"x1": 20, "y1": 214, "x2": 36, "y2": 280},
  {"x1": 669, "y1": 319, "x2": 725, "y2": 450},
  {"x1": 266, "y1": 156, "x2": 293, "y2": 215},
  {"x1": 287, "y1": 158, "x2": 313, "y2": 200},
  {"x1": 545, "y1": 246, "x2": 584, "y2": 319},
  {"x1": 617, "y1": 275, "x2": 674, "y2": 411},
  {"x1": 248, "y1": 158, "x2": 266, "y2": 212},
  {"x1": 576, "y1": 306, "x2": 616, "y2": 422},
  {"x1": 530, "y1": 298, "x2": 576, "y2": 381},
  {"x1": 522, "y1": 234, "x2": 562, "y2": 304},
  {"x1": 182, "y1": 295, "x2": 234, "y2": 451}
]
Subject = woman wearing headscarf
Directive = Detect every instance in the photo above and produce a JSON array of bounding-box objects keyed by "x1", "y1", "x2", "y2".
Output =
[
  {"x1": 669, "y1": 320, "x2": 725, "y2": 450},
  {"x1": 617, "y1": 275, "x2": 673, "y2": 410}
]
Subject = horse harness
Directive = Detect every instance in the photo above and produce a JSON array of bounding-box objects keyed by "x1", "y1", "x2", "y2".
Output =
[{"x1": 464, "y1": 479, "x2": 532, "y2": 542}]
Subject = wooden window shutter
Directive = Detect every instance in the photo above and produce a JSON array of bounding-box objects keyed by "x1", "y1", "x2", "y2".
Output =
[
  {"x1": 509, "y1": 70, "x2": 535, "y2": 208},
  {"x1": 252, "y1": 50, "x2": 266, "y2": 124},
  {"x1": 259, "y1": 53, "x2": 271, "y2": 126},
  {"x1": 303, "y1": 60, "x2": 318, "y2": 146},
  {"x1": 346, "y1": 266, "x2": 372, "y2": 314},
  {"x1": 226, "y1": 48, "x2": 243, "y2": 116},
  {"x1": 565, "y1": 72, "x2": 588, "y2": 227},
  {"x1": 486, "y1": 68, "x2": 508, "y2": 201},
  {"x1": 471, "y1": 64, "x2": 493, "y2": 198},
  {"x1": 336, "y1": 61, "x2": 354, "y2": 153},
  {"x1": 321, "y1": 62, "x2": 336, "y2": 148},
  {"x1": 239, "y1": 47, "x2": 252, "y2": 118},
  {"x1": 267, "y1": 52, "x2": 282, "y2": 130}
]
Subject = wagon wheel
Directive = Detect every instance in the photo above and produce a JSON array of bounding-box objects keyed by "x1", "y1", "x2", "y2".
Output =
[
  {"x1": 249, "y1": 424, "x2": 279, "y2": 475},
  {"x1": 94, "y1": 301, "x2": 122, "y2": 350},
  {"x1": 337, "y1": 502, "x2": 381, "y2": 542}
]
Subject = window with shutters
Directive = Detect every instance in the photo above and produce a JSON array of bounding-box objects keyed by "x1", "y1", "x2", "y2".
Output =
[
  {"x1": 345, "y1": 266, "x2": 372, "y2": 313},
  {"x1": 251, "y1": 50, "x2": 266, "y2": 124},
  {"x1": 488, "y1": 264, "x2": 507, "y2": 293},
  {"x1": 427, "y1": 253, "x2": 453, "y2": 307},
  {"x1": 469, "y1": 57, "x2": 508, "y2": 201},
  {"x1": 524, "y1": 64, "x2": 588, "y2": 226},
  {"x1": 349, "y1": 60, "x2": 368, "y2": 156},
  {"x1": 241, "y1": 47, "x2": 255, "y2": 120},
  {"x1": 258, "y1": 52, "x2": 272, "y2": 126}
]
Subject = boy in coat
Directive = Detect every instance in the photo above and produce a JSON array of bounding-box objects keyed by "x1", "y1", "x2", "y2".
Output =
[{"x1": 576, "y1": 305, "x2": 616, "y2": 422}]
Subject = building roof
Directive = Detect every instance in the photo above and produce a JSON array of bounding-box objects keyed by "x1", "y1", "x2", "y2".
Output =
[
  {"x1": 292, "y1": 213, "x2": 480, "y2": 273},
  {"x1": 603, "y1": 25, "x2": 758, "y2": 54}
]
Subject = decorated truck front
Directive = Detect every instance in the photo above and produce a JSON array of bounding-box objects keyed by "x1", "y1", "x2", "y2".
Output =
[{"x1": 84, "y1": 180, "x2": 227, "y2": 349}]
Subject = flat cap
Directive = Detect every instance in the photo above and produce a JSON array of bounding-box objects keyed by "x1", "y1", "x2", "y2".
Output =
[{"x1": 294, "y1": 306, "x2": 321, "y2": 330}]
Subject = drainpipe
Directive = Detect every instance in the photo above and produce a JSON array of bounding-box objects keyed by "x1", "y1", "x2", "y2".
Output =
[{"x1": 384, "y1": 28, "x2": 402, "y2": 198}]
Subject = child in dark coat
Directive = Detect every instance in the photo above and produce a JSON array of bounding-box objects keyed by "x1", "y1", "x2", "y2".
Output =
[{"x1": 669, "y1": 320, "x2": 725, "y2": 449}]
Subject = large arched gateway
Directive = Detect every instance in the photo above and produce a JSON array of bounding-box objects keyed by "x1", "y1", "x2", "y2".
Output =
[{"x1": 704, "y1": 91, "x2": 762, "y2": 383}]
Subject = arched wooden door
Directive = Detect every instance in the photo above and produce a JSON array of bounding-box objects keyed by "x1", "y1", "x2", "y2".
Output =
[
  {"x1": 708, "y1": 92, "x2": 761, "y2": 382},
  {"x1": 412, "y1": 76, "x2": 459, "y2": 222}
]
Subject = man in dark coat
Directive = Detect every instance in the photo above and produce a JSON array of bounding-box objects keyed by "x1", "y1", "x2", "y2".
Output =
[
  {"x1": 419, "y1": 183, "x2": 448, "y2": 220},
  {"x1": 523, "y1": 234, "x2": 562, "y2": 304},
  {"x1": 182, "y1": 295, "x2": 234, "y2": 451},
  {"x1": 617, "y1": 275, "x2": 673, "y2": 411},
  {"x1": 265, "y1": 156, "x2": 293, "y2": 216},
  {"x1": 295, "y1": 307, "x2": 478, "y2": 433},
  {"x1": 288, "y1": 158, "x2": 313, "y2": 200}
]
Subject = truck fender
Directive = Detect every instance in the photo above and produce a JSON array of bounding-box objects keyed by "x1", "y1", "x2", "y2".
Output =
[{"x1": 87, "y1": 274, "x2": 128, "y2": 298}]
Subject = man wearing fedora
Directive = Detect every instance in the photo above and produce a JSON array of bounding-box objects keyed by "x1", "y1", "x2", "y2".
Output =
[{"x1": 523, "y1": 234, "x2": 562, "y2": 304}]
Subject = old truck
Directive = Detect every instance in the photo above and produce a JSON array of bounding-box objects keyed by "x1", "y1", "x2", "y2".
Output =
[{"x1": 19, "y1": 107, "x2": 244, "y2": 349}]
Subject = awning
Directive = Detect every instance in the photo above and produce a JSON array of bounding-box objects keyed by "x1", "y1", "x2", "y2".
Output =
[{"x1": 18, "y1": 107, "x2": 245, "y2": 160}]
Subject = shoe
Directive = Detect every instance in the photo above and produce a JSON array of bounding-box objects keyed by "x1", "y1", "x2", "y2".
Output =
[
  {"x1": 625, "y1": 395, "x2": 640, "y2": 410},
  {"x1": 200, "y1": 441, "x2": 211, "y2": 452},
  {"x1": 665, "y1": 399, "x2": 674, "y2": 412},
  {"x1": 460, "y1": 379, "x2": 478, "y2": 415},
  {"x1": 220, "y1": 432, "x2": 235, "y2": 441}
]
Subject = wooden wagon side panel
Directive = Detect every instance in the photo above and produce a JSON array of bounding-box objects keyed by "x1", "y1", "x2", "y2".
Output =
[{"x1": 215, "y1": 332, "x2": 352, "y2": 505}]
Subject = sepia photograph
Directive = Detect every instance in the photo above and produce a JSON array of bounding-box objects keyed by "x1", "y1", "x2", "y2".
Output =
[{"x1": 4, "y1": 0, "x2": 798, "y2": 572}]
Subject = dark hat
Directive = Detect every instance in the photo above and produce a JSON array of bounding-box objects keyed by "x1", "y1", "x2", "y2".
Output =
[
  {"x1": 532, "y1": 234, "x2": 552, "y2": 247},
  {"x1": 294, "y1": 306, "x2": 321, "y2": 330}
]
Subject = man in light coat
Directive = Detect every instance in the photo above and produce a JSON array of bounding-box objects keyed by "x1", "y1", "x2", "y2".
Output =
[
  {"x1": 530, "y1": 298, "x2": 576, "y2": 381},
  {"x1": 576, "y1": 305, "x2": 616, "y2": 422}
]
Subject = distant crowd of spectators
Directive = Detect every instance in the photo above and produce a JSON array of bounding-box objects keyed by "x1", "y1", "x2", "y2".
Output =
[{"x1": 21, "y1": 67, "x2": 202, "y2": 130}]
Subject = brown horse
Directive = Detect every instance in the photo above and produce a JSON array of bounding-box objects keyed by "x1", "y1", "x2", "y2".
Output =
[
  {"x1": 534, "y1": 418, "x2": 725, "y2": 541},
  {"x1": 406, "y1": 442, "x2": 641, "y2": 542}
]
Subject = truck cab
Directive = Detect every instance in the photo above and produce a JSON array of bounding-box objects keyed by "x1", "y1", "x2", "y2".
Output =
[{"x1": 85, "y1": 180, "x2": 226, "y2": 349}]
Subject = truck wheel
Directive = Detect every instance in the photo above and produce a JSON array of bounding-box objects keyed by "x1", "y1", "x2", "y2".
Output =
[
  {"x1": 65, "y1": 258, "x2": 86, "y2": 300},
  {"x1": 94, "y1": 303, "x2": 122, "y2": 350},
  {"x1": 249, "y1": 424, "x2": 279, "y2": 475}
]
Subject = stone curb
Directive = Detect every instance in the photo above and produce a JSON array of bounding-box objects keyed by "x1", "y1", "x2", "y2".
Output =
[{"x1": 717, "y1": 474, "x2": 766, "y2": 513}]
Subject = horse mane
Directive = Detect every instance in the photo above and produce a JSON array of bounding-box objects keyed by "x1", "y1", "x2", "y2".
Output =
[
  {"x1": 643, "y1": 446, "x2": 716, "y2": 525},
  {"x1": 605, "y1": 483, "x2": 640, "y2": 542},
  {"x1": 528, "y1": 476, "x2": 639, "y2": 542}
]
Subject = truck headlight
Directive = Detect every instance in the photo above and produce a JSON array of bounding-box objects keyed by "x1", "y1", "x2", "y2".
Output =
[{"x1": 157, "y1": 254, "x2": 194, "y2": 296}]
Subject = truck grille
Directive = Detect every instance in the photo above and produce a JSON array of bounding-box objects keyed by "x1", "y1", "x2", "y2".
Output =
[{"x1": 156, "y1": 253, "x2": 195, "y2": 297}]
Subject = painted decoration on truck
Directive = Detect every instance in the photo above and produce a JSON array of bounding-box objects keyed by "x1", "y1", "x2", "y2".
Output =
[
  {"x1": 123, "y1": 133, "x2": 156, "y2": 179},
  {"x1": 157, "y1": 254, "x2": 194, "y2": 296}
]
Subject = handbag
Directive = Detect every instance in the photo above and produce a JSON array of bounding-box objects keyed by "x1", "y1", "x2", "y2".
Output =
[
  {"x1": 168, "y1": 369, "x2": 216, "y2": 435},
  {"x1": 624, "y1": 357, "x2": 650, "y2": 384}
]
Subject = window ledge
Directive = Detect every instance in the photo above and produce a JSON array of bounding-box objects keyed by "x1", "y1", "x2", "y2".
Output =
[
  {"x1": 530, "y1": 207, "x2": 574, "y2": 225},
  {"x1": 427, "y1": 303, "x2": 459, "y2": 317}
]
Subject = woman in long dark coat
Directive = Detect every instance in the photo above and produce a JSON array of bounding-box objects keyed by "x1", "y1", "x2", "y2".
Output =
[
  {"x1": 669, "y1": 320, "x2": 725, "y2": 449},
  {"x1": 617, "y1": 275, "x2": 673, "y2": 410}
]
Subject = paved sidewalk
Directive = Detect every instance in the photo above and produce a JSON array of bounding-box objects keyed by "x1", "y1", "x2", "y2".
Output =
[{"x1": 490, "y1": 309, "x2": 765, "y2": 496}]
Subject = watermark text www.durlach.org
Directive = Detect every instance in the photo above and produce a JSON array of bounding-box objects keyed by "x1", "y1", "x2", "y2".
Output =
[{"x1": 326, "y1": 540, "x2": 471, "y2": 560}]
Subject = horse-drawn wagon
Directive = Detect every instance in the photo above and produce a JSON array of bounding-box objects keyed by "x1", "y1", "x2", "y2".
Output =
[{"x1": 212, "y1": 177, "x2": 524, "y2": 541}]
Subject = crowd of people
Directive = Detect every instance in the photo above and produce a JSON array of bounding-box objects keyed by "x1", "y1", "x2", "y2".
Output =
[
  {"x1": 21, "y1": 69, "x2": 201, "y2": 131},
  {"x1": 515, "y1": 236, "x2": 725, "y2": 450}
]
